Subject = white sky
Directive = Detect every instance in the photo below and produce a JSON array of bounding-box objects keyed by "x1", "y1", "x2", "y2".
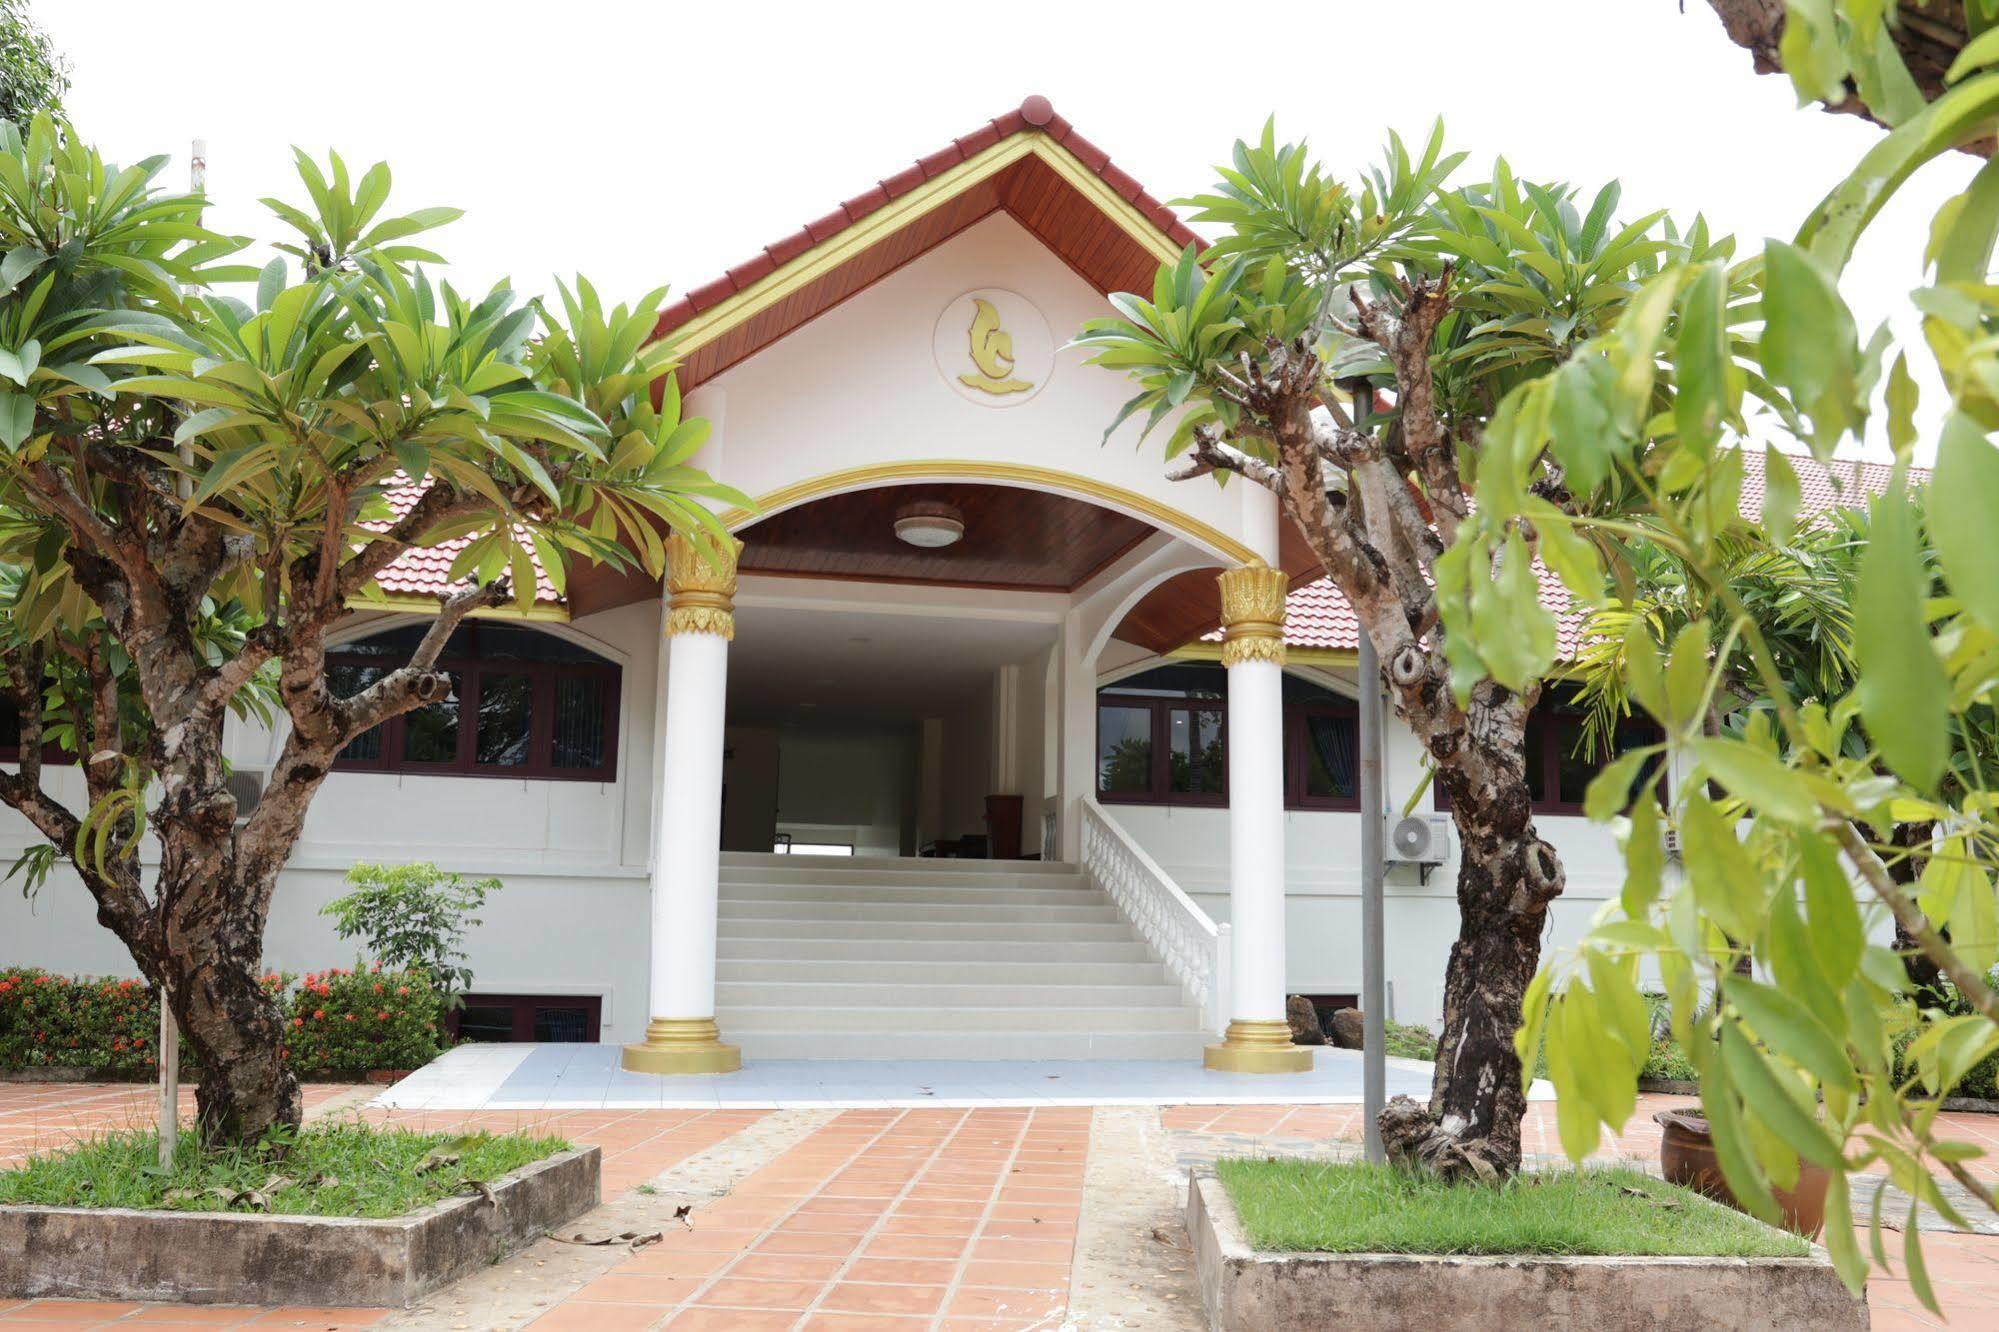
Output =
[{"x1": 41, "y1": 0, "x2": 1972, "y2": 461}]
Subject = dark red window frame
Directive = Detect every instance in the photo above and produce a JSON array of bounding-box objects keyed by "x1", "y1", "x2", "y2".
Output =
[
  {"x1": 446, "y1": 993, "x2": 603, "y2": 1043},
  {"x1": 1096, "y1": 691, "x2": 1229, "y2": 807},
  {"x1": 1285, "y1": 700, "x2": 1361, "y2": 811},
  {"x1": 329, "y1": 626, "x2": 620, "y2": 782}
]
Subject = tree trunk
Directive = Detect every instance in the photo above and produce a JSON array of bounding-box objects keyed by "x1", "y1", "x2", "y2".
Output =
[
  {"x1": 145, "y1": 717, "x2": 303, "y2": 1147},
  {"x1": 1377, "y1": 687, "x2": 1563, "y2": 1181}
]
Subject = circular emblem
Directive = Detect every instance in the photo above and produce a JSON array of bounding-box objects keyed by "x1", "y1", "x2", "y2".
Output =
[{"x1": 933, "y1": 289, "x2": 1051, "y2": 407}]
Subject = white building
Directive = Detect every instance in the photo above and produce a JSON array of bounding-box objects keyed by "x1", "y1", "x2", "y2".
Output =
[{"x1": 0, "y1": 97, "x2": 1896, "y2": 1074}]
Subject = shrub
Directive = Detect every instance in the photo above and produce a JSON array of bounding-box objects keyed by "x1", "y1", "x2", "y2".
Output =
[
  {"x1": 322, "y1": 862, "x2": 500, "y2": 1005},
  {"x1": 0, "y1": 969, "x2": 164, "y2": 1074},
  {"x1": 281, "y1": 966, "x2": 442, "y2": 1077},
  {"x1": 1384, "y1": 1020, "x2": 1438, "y2": 1060},
  {"x1": 0, "y1": 965, "x2": 443, "y2": 1078}
]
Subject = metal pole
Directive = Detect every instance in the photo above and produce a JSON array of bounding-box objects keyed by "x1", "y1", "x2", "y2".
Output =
[
  {"x1": 1358, "y1": 635, "x2": 1386, "y2": 1164},
  {"x1": 158, "y1": 137, "x2": 206, "y2": 1172}
]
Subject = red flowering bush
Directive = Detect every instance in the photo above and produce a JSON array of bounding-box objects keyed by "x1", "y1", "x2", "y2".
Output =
[
  {"x1": 279, "y1": 967, "x2": 442, "y2": 1077},
  {"x1": 0, "y1": 965, "x2": 442, "y2": 1078},
  {"x1": 0, "y1": 969, "x2": 169, "y2": 1075}
]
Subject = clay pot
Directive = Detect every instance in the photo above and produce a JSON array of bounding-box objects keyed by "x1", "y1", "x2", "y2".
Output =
[{"x1": 1654, "y1": 1106, "x2": 1829, "y2": 1237}]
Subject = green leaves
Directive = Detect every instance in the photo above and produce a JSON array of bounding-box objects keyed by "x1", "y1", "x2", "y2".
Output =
[
  {"x1": 1854, "y1": 473, "x2": 1949, "y2": 790},
  {"x1": 1760, "y1": 241, "x2": 1860, "y2": 453},
  {"x1": 1929, "y1": 413, "x2": 1999, "y2": 641}
]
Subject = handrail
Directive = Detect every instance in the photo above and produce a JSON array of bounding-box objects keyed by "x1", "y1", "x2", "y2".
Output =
[{"x1": 1078, "y1": 796, "x2": 1229, "y2": 1033}]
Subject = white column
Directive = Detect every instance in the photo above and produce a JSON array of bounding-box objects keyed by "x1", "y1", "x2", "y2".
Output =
[
  {"x1": 623, "y1": 533, "x2": 743, "y2": 1075},
  {"x1": 1205, "y1": 558, "x2": 1310, "y2": 1073}
]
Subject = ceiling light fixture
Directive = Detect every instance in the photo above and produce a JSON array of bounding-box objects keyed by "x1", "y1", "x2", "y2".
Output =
[{"x1": 893, "y1": 500, "x2": 964, "y2": 549}]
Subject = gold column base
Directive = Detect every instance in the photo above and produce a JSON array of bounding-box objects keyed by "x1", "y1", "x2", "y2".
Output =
[
  {"x1": 1204, "y1": 1019, "x2": 1314, "y2": 1073},
  {"x1": 621, "y1": 1017, "x2": 741, "y2": 1075}
]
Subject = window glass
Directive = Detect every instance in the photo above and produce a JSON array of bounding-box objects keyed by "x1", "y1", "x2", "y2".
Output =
[
  {"x1": 402, "y1": 670, "x2": 461, "y2": 764},
  {"x1": 1167, "y1": 706, "x2": 1225, "y2": 794},
  {"x1": 0, "y1": 690, "x2": 21, "y2": 751},
  {"x1": 551, "y1": 675, "x2": 607, "y2": 769},
  {"x1": 455, "y1": 1003, "x2": 513, "y2": 1043},
  {"x1": 1554, "y1": 718, "x2": 1594, "y2": 807},
  {"x1": 1098, "y1": 704, "x2": 1153, "y2": 795},
  {"x1": 329, "y1": 663, "x2": 386, "y2": 762},
  {"x1": 532, "y1": 1004, "x2": 592, "y2": 1042},
  {"x1": 1303, "y1": 711, "x2": 1358, "y2": 799},
  {"x1": 475, "y1": 672, "x2": 533, "y2": 766},
  {"x1": 477, "y1": 624, "x2": 610, "y2": 664}
]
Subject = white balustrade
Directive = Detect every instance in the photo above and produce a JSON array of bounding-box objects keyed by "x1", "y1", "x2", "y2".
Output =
[{"x1": 1079, "y1": 796, "x2": 1229, "y2": 1033}]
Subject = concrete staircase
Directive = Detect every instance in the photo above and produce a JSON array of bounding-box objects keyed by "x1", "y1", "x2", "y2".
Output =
[{"x1": 715, "y1": 851, "x2": 1209, "y2": 1060}]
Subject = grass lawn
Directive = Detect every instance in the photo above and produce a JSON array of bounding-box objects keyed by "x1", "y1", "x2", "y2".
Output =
[
  {"x1": 0, "y1": 1121, "x2": 568, "y2": 1219},
  {"x1": 1216, "y1": 1158, "x2": 1810, "y2": 1258}
]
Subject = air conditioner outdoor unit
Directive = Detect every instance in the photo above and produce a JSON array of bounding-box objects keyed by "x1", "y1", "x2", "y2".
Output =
[
  {"x1": 1387, "y1": 814, "x2": 1452, "y2": 868},
  {"x1": 1662, "y1": 825, "x2": 1683, "y2": 858},
  {"x1": 224, "y1": 768, "x2": 265, "y2": 825}
]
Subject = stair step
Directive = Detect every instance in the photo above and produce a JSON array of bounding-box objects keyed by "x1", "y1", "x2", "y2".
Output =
[
  {"x1": 731, "y1": 1030, "x2": 1212, "y2": 1061},
  {"x1": 720, "y1": 900, "x2": 1119, "y2": 924},
  {"x1": 718, "y1": 882, "x2": 1097, "y2": 907},
  {"x1": 715, "y1": 981, "x2": 1189, "y2": 1008},
  {"x1": 723, "y1": 867, "x2": 1087, "y2": 891},
  {"x1": 721, "y1": 852, "x2": 1079, "y2": 878},
  {"x1": 720, "y1": 1005, "x2": 1199, "y2": 1033},
  {"x1": 716, "y1": 959, "x2": 1171, "y2": 984},
  {"x1": 719, "y1": 919, "x2": 1137, "y2": 942},
  {"x1": 717, "y1": 938, "x2": 1152, "y2": 962}
]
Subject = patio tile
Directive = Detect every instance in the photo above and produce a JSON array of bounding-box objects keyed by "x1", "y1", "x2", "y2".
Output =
[{"x1": 817, "y1": 1282, "x2": 949, "y2": 1316}]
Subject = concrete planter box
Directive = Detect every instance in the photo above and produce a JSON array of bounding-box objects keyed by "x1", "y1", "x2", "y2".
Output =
[
  {"x1": 0, "y1": 1145, "x2": 599, "y2": 1307},
  {"x1": 1186, "y1": 1171, "x2": 1868, "y2": 1332}
]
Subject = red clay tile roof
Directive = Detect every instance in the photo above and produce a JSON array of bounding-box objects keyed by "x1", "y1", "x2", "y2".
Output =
[
  {"x1": 1230, "y1": 449, "x2": 1918, "y2": 657},
  {"x1": 367, "y1": 475, "x2": 560, "y2": 606},
  {"x1": 650, "y1": 96, "x2": 1202, "y2": 339}
]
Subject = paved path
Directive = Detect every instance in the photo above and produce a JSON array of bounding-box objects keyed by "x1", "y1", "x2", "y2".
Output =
[{"x1": 3, "y1": 1082, "x2": 1998, "y2": 1329}]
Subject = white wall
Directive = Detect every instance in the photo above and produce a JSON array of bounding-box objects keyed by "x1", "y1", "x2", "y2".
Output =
[{"x1": 773, "y1": 729, "x2": 915, "y2": 857}]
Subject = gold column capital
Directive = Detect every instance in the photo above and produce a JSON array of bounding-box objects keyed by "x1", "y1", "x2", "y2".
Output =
[
  {"x1": 1216, "y1": 559, "x2": 1288, "y2": 668},
  {"x1": 666, "y1": 533, "x2": 744, "y2": 640}
]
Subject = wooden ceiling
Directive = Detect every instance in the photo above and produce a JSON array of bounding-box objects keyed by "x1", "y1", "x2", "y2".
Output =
[
  {"x1": 736, "y1": 483, "x2": 1154, "y2": 592},
  {"x1": 1109, "y1": 520, "x2": 1323, "y2": 654}
]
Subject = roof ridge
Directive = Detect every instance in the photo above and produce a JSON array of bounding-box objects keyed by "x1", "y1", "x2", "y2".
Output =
[{"x1": 653, "y1": 95, "x2": 1201, "y2": 335}]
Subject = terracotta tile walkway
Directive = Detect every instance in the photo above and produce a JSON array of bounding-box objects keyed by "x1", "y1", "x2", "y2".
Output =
[
  {"x1": 6, "y1": 1083, "x2": 1999, "y2": 1329},
  {"x1": 532, "y1": 1106, "x2": 1088, "y2": 1331},
  {"x1": 367, "y1": 1107, "x2": 768, "y2": 1203}
]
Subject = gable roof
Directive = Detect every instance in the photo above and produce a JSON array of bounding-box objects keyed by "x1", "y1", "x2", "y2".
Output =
[{"x1": 650, "y1": 95, "x2": 1200, "y2": 394}]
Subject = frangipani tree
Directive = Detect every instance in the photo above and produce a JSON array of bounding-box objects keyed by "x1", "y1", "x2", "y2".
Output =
[
  {"x1": 0, "y1": 116, "x2": 739, "y2": 1147},
  {"x1": 1076, "y1": 122, "x2": 1741, "y2": 1179},
  {"x1": 1470, "y1": 2, "x2": 1999, "y2": 1309}
]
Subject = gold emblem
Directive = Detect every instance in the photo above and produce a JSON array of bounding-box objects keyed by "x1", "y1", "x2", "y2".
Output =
[{"x1": 959, "y1": 297, "x2": 1034, "y2": 396}]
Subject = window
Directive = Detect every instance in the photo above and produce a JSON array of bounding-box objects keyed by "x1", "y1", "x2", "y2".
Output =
[
  {"x1": 1094, "y1": 667, "x2": 1660, "y2": 815},
  {"x1": 449, "y1": 993, "x2": 602, "y2": 1043},
  {"x1": 1095, "y1": 665, "x2": 1357, "y2": 810},
  {"x1": 1097, "y1": 666, "x2": 1227, "y2": 806},
  {"x1": 329, "y1": 622, "x2": 619, "y2": 781},
  {"x1": 1287, "y1": 702, "x2": 1360, "y2": 810}
]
